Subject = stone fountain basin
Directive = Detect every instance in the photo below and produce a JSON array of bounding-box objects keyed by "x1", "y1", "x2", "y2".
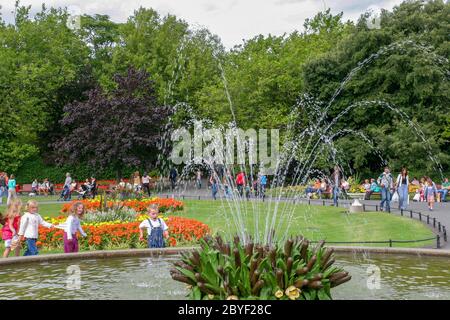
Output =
[{"x1": 0, "y1": 247, "x2": 449, "y2": 300}]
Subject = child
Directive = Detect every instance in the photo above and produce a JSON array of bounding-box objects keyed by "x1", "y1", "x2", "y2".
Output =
[
  {"x1": 363, "y1": 179, "x2": 371, "y2": 200},
  {"x1": 139, "y1": 204, "x2": 169, "y2": 248},
  {"x1": 2, "y1": 199, "x2": 22, "y2": 258},
  {"x1": 17, "y1": 200, "x2": 54, "y2": 256},
  {"x1": 424, "y1": 177, "x2": 437, "y2": 211},
  {"x1": 245, "y1": 184, "x2": 251, "y2": 201},
  {"x1": 57, "y1": 202, "x2": 87, "y2": 253}
]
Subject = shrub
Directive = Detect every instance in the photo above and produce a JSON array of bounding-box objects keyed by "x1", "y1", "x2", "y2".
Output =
[{"x1": 171, "y1": 235, "x2": 351, "y2": 300}]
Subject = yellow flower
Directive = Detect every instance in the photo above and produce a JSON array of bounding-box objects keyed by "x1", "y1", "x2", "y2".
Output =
[
  {"x1": 275, "y1": 290, "x2": 284, "y2": 299},
  {"x1": 226, "y1": 295, "x2": 239, "y2": 300},
  {"x1": 208, "y1": 294, "x2": 215, "y2": 300},
  {"x1": 285, "y1": 286, "x2": 300, "y2": 300}
]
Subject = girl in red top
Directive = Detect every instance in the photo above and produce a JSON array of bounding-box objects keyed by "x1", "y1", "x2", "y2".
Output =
[{"x1": 2, "y1": 198, "x2": 22, "y2": 258}]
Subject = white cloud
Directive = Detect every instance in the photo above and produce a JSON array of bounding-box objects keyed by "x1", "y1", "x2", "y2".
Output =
[{"x1": 0, "y1": 0, "x2": 404, "y2": 48}]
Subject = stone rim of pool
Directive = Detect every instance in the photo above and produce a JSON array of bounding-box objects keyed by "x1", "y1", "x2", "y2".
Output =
[{"x1": 0, "y1": 246, "x2": 449, "y2": 267}]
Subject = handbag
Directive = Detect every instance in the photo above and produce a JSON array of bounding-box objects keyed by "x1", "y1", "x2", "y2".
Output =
[{"x1": 391, "y1": 191, "x2": 399, "y2": 202}]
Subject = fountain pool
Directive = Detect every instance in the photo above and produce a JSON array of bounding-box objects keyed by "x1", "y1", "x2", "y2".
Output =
[{"x1": 0, "y1": 251, "x2": 449, "y2": 300}]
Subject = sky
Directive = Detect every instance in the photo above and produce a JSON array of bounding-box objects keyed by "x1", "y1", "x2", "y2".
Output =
[{"x1": 0, "y1": 0, "x2": 404, "y2": 48}]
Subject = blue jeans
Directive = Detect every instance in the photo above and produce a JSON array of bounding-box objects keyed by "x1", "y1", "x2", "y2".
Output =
[
  {"x1": 147, "y1": 230, "x2": 165, "y2": 248},
  {"x1": 438, "y1": 189, "x2": 448, "y2": 202},
  {"x1": 0, "y1": 186, "x2": 4, "y2": 202},
  {"x1": 333, "y1": 187, "x2": 339, "y2": 206},
  {"x1": 24, "y1": 239, "x2": 39, "y2": 256},
  {"x1": 398, "y1": 184, "x2": 409, "y2": 210},
  {"x1": 380, "y1": 188, "x2": 391, "y2": 211}
]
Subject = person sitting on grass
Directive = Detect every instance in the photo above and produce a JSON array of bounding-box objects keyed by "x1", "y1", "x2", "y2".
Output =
[
  {"x1": 2, "y1": 199, "x2": 22, "y2": 258},
  {"x1": 139, "y1": 204, "x2": 169, "y2": 248},
  {"x1": 17, "y1": 200, "x2": 54, "y2": 256}
]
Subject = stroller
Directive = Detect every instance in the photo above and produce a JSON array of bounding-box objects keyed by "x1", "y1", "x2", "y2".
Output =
[
  {"x1": 59, "y1": 185, "x2": 71, "y2": 201},
  {"x1": 77, "y1": 184, "x2": 94, "y2": 200}
]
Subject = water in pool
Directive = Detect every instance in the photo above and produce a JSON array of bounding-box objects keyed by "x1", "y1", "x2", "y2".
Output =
[{"x1": 0, "y1": 253, "x2": 449, "y2": 300}]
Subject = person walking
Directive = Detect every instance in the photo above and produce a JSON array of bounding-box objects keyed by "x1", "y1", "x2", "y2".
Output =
[
  {"x1": 7, "y1": 174, "x2": 17, "y2": 206},
  {"x1": 169, "y1": 167, "x2": 178, "y2": 191},
  {"x1": 424, "y1": 177, "x2": 437, "y2": 211},
  {"x1": 142, "y1": 172, "x2": 151, "y2": 197},
  {"x1": 331, "y1": 166, "x2": 341, "y2": 206},
  {"x1": 59, "y1": 173, "x2": 72, "y2": 201},
  {"x1": 236, "y1": 172, "x2": 246, "y2": 197},
  {"x1": 196, "y1": 170, "x2": 202, "y2": 189},
  {"x1": 59, "y1": 202, "x2": 87, "y2": 253},
  {"x1": 0, "y1": 172, "x2": 7, "y2": 204},
  {"x1": 377, "y1": 167, "x2": 394, "y2": 212},
  {"x1": 210, "y1": 177, "x2": 218, "y2": 200},
  {"x1": 396, "y1": 167, "x2": 410, "y2": 210},
  {"x1": 18, "y1": 200, "x2": 54, "y2": 256},
  {"x1": 133, "y1": 171, "x2": 141, "y2": 192},
  {"x1": 259, "y1": 173, "x2": 267, "y2": 201},
  {"x1": 437, "y1": 178, "x2": 449, "y2": 202}
]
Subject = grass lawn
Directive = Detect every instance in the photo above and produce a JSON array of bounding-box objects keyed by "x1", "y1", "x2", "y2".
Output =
[{"x1": 0, "y1": 197, "x2": 435, "y2": 255}]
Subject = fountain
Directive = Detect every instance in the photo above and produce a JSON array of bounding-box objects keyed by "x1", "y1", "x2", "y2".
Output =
[{"x1": 1, "y1": 39, "x2": 449, "y2": 300}]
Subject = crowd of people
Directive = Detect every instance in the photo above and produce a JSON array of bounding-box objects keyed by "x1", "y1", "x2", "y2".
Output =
[
  {"x1": 31, "y1": 178, "x2": 54, "y2": 196},
  {"x1": 56, "y1": 173, "x2": 98, "y2": 201},
  {"x1": 306, "y1": 166, "x2": 449, "y2": 212}
]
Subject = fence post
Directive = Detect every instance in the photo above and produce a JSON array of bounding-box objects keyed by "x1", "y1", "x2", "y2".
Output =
[
  {"x1": 419, "y1": 212, "x2": 422, "y2": 221},
  {"x1": 443, "y1": 227, "x2": 447, "y2": 242},
  {"x1": 436, "y1": 235, "x2": 441, "y2": 249},
  {"x1": 363, "y1": 204, "x2": 366, "y2": 212},
  {"x1": 166, "y1": 194, "x2": 169, "y2": 199},
  {"x1": 438, "y1": 222, "x2": 442, "y2": 232},
  {"x1": 323, "y1": 200, "x2": 325, "y2": 206},
  {"x1": 433, "y1": 218, "x2": 436, "y2": 228},
  {"x1": 389, "y1": 239, "x2": 392, "y2": 247},
  {"x1": 410, "y1": 210, "x2": 413, "y2": 218},
  {"x1": 375, "y1": 205, "x2": 378, "y2": 212},
  {"x1": 427, "y1": 215, "x2": 430, "y2": 225},
  {"x1": 401, "y1": 209, "x2": 403, "y2": 216},
  {"x1": 182, "y1": 195, "x2": 185, "y2": 200},
  {"x1": 198, "y1": 195, "x2": 201, "y2": 200},
  {"x1": 308, "y1": 199, "x2": 311, "y2": 205}
]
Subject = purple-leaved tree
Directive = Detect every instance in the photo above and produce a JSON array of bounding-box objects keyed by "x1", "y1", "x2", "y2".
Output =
[{"x1": 53, "y1": 67, "x2": 171, "y2": 181}]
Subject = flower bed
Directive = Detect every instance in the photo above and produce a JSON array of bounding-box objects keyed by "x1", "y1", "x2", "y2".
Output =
[
  {"x1": 61, "y1": 197, "x2": 184, "y2": 214},
  {"x1": 35, "y1": 215, "x2": 210, "y2": 250}
]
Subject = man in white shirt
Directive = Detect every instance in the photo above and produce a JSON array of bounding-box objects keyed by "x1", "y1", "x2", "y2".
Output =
[{"x1": 142, "y1": 172, "x2": 151, "y2": 197}]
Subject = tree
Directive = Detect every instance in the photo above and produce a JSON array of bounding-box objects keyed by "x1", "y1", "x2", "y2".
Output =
[
  {"x1": 301, "y1": 0, "x2": 450, "y2": 177},
  {"x1": 53, "y1": 68, "x2": 170, "y2": 180},
  {"x1": 0, "y1": 3, "x2": 91, "y2": 173}
]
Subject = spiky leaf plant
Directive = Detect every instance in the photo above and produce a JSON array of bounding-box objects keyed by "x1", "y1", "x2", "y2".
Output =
[{"x1": 170, "y1": 235, "x2": 351, "y2": 300}]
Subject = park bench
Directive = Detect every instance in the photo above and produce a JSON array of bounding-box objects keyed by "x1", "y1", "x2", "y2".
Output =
[{"x1": 18, "y1": 184, "x2": 33, "y2": 194}]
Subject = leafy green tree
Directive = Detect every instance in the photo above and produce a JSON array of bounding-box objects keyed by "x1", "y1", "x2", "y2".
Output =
[
  {"x1": 53, "y1": 68, "x2": 170, "y2": 180},
  {"x1": 302, "y1": 0, "x2": 450, "y2": 177},
  {"x1": 0, "y1": 3, "x2": 91, "y2": 173}
]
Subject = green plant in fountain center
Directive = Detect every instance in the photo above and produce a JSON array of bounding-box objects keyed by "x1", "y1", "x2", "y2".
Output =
[{"x1": 170, "y1": 234, "x2": 351, "y2": 300}]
